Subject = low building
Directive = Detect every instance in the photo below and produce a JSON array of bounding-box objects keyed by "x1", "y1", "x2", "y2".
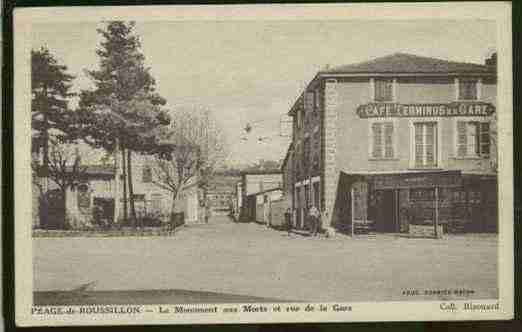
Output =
[
  {"x1": 283, "y1": 52, "x2": 498, "y2": 235},
  {"x1": 32, "y1": 153, "x2": 174, "y2": 229},
  {"x1": 253, "y1": 187, "x2": 283, "y2": 225},
  {"x1": 239, "y1": 170, "x2": 283, "y2": 222},
  {"x1": 205, "y1": 172, "x2": 241, "y2": 215}
]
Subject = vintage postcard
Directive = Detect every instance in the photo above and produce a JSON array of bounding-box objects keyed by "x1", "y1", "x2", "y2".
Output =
[{"x1": 13, "y1": 2, "x2": 513, "y2": 326}]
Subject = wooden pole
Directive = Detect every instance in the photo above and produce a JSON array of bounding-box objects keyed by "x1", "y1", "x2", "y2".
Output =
[
  {"x1": 351, "y1": 187, "x2": 355, "y2": 237},
  {"x1": 434, "y1": 186, "x2": 439, "y2": 239}
]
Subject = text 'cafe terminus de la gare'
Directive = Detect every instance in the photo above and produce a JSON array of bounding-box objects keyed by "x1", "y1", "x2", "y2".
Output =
[{"x1": 282, "y1": 52, "x2": 498, "y2": 236}]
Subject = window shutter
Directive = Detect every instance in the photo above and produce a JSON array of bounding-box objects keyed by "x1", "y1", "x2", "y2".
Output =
[
  {"x1": 457, "y1": 121, "x2": 467, "y2": 157},
  {"x1": 480, "y1": 122, "x2": 490, "y2": 155},
  {"x1": 372, "y1": 123, "x2": 382, "y2": 158},
  {"x1": 384, "y1": 123, "x2": 394, "y2": 158},
  {"x1": 414, "y1": 123, "x2": 423, "y2": 166}
]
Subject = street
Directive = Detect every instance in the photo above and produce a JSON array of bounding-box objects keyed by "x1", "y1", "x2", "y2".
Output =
[{"x1": 33, "y1": 215, "x2": 498, "y2": 304}]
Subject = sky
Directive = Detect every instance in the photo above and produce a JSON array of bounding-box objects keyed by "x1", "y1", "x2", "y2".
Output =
[{"x1": 32, "y1": 19, "x2": 496, "y2": 167}]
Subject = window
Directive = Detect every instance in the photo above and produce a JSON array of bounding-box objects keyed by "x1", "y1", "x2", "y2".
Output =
[
  {"x1": 414, "y1": 122, "x2": 438, "y2": 168},
  {"x1": 303, "y1": 138, "x2": 311, "y2": 171},
  {"x1": 457, "y1": 121, "x2": 490, "y2": 157},
  {"x1": 313, "y1": 181, "x2": 320, "y2": 209},
  {"x1": 313, "y1": 90, "x2": 320, "y2": 117},
  {"x1": 371, "y1": 122, "x2": 394, "y2": 158},
  {"x1": 142, "y1": 166, "x2": 152, "y2": 183},
  {"x1": 312, "y1": 154, "x2": 320, "y2": 172},
  {"x1": 458, "y1": 79, "x2": 478, "y2": 100},
  {"x1": 374, "y1": 79, "x2": 394, "y2": 102},
  {"x1": 410, "y1": 188, "x2": 435, "y2": 202},
  {"x1": 77, "y1": 184, "x2": 91, "y2": 209},
  {"x1": 133, "y1": 194, "x2": 146, "y2": 201}
]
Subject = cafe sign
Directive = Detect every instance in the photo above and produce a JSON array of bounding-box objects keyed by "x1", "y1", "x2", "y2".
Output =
[
  {"x1": 372, "y1": 171, "x2": 462, "y2": 189},
  {"x1": 356, "y1": 102, "x2": 495, "y2": 118}
]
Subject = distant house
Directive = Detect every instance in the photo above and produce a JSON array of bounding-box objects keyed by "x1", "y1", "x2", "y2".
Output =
[
  {"x1": 239, "y1": 170, "x2": 283, "y2": 222},
  {"x1": 206, "y1": 172, "x2": 241, "y2": 215},
  {"x1": 254, "y1": 187, "x2": 283, "y2": 225},
  {"x1": 32, "y1": 153, "x2": 173, "y2": 229}
]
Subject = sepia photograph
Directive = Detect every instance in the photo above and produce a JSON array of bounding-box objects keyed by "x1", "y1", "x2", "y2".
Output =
[{"x1": 13, "y1": 2, "x2": 513, "y2": 326}]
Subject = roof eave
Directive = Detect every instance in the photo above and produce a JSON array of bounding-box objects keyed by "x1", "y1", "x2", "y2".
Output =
[{"x1": 317, "y1": 71, "x2": 496, "y2": 78}]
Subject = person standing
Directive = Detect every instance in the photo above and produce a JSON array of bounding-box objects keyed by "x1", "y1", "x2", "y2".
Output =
[
  {"x1": 309, "y1": 205, "x2": 320, "y2": 237},
  {"x1": 284, "y1": 208, "x2": 292, "y2": 236}
]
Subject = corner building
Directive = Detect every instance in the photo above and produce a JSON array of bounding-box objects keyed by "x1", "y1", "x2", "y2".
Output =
[{"x1": 286, "y1": 53, "x2": 498, "y2": 234}]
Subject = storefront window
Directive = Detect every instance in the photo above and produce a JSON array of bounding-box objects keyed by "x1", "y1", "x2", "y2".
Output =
[
  {"x1": 410, "y1": 188, "x2": 435, "y2": 202},
  {"x1": 414, "y1": 122, "x2": 438, "y2": 168},
  {"x1": 457, "y1": 121, "x2": 490, "y2": 157}
]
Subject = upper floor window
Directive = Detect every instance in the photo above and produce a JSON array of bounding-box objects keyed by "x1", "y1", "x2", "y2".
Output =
[
  {"x1": 370, "y1": 122, "x2": 394, "y2": 159},
  {"x1": 142, "y1": 166, "x2": 152, "y2": 183},
  {"x1": 456, "y1": 121, "x2": 490, "y2": 158},
  {"x1": 374, "y1": 79, "x2": 394, "y2": 102},
  {"x1": 413, "y1": 122, "x2": 438, "y2": 168},
  {"x1": 303, "y1": 137, "x2": 311, "y2": 171},
  {"x1": 313, "y1": 90, "x2": 320, "y2": 117},
  {"x1": 457, "y1": 79, "x2": 479, "y2": 100}
]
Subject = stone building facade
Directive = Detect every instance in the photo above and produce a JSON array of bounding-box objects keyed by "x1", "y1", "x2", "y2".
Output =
[{"x1": 284, "y1": 53, "x2": 498, "y2": 235}]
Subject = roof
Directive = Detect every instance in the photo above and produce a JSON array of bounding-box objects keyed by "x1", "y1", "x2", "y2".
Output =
[
  {"x1": 321, "y1": 53, "x2": 494, "y2": 75},
  {"x1": 67, "y1": 165, "x2": 115, "y2": 178},
  {"x1": 249, "y1": 187, "x2": 283, "y2": 197},
  {"x1": 240, "y1": 170, "x2": 282, "y2": 176},
  {"x1": 281, "y1": 142, "x2": 294, "y2": 170},
  {"x1": 287, "y1": 52, "x2": 495, "y2": 116}
]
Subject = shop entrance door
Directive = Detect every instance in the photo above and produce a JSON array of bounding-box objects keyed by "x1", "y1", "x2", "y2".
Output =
[{"x1": 375, "y1": 189, "x2": 398, "y2": 232}]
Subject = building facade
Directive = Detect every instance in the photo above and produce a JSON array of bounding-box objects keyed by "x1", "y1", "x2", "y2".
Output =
[
  {"x1": 32, "y1": 153, "x2": 174, "y2": 229},
  {"x1": 285, "y1": 53, "x2": 498, "y2": 235},
  {"x1": 205, "y1": 172, "x2": 241, "y2": 215},
  {"x1": 239, "y1": 170, "x2": 283, "y2": 222}
]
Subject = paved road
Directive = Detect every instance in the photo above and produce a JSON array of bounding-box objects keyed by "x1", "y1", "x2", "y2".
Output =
[{"x1": 34, "y1": 215, "x2": 498, "y2": 303}]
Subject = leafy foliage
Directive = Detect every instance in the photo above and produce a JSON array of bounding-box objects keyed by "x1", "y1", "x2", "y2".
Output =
[{"x1": 31, "y1": 47, "x2": 76, "y2": 159}]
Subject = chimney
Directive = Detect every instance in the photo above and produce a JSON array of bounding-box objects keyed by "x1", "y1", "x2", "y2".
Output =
[{"x1": 485, "y1": 52, "x2": 497, "y2": 69}]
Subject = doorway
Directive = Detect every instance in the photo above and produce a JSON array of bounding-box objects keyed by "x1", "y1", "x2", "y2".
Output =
[{"x1": 374, "y1": 189, "x2": 399, "y2": 232}]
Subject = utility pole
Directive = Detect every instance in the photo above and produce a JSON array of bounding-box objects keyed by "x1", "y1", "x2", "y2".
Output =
[{"x1": 434, "y1": 187, "x2": 439, "y2": 239}]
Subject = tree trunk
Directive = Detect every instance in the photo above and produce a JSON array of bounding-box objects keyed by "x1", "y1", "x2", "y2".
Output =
[
  {"x1": 113, "y1": 139, "x2": 120, "y2": 225},
  {"x1": 170, "y1": 192, "x2": 177, "y2": 232},
  {"x1": 127, "y1": 149, "x2": 138, "y2": 228},
  {"x1": 121, "y1": 145, "x2": 128, "y2": 223}
]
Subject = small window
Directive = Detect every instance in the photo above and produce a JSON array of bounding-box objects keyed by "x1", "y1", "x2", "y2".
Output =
[
  {"x1": 374, "y1": 79, "x2": 394, "y2": 102},
  {"x1": 77, "y1": 184, "x2": 91, "y2": 209},
  {"x1": 142, "y1": 166, "x2": 152, "y2": 183},
  {"x1": 456, "y1": 121, "x2": 490, "y2": 157},
  {"x1": 133, "y1": 194, "x2": 146, "y2": 201},
  {"x1": 458, "y1": 79, "x2": 478, "y2": 100},
  {"x1": 371, "y1": 122, "x2": 394, "y2": 159}
]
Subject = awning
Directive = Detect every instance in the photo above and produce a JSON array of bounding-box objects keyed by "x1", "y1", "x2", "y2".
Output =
[{"x1": 340, "y1": 170, "x2": 462, "y2": 190}]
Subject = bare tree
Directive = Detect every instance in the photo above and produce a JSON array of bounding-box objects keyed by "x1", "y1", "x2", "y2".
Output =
[
  {"x1": 32, "y1": 139, "x2": 87, "y2": 229},
  {"x1": 151, "y1": 106, "x2": 227, "y2": 226}
]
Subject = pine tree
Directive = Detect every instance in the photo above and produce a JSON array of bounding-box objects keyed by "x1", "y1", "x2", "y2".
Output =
[
  {"x1": 31, "y1": 47, "x2": 76, "y2": 171},
  {"x1": 78, "y1": 21, "x2": 170, "y2": 226}
]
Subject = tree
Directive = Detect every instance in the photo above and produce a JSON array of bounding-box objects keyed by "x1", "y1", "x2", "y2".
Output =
[
  {"x1": 78, "y1": 21, "x2": 170, "y2": 226},
  {"x1": 151, "y1": 107, "x2": 227, "y2": 224},
  {"x1": 32, "y1": 139, "x2": 87, "y2": 229},
  {"x1": 31, "y1": 47, "x2": 76, "y2": 173}
]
